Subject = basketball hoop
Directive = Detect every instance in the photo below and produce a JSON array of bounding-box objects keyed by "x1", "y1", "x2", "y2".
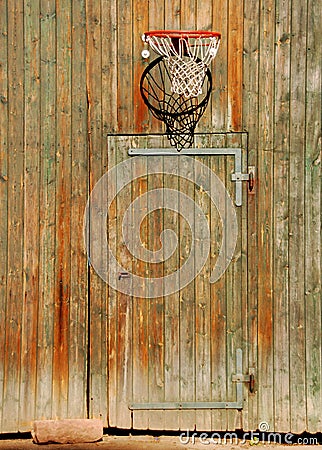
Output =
[
  {"x1": 140, "y1": 56, "x2": 212, "y2": 150},
  {"x1": 142, "y1": 30, "x2": 221, "y2": 98}
]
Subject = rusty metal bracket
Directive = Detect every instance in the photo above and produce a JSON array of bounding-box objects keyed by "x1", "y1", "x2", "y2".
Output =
[
  {"x1": 129, "y1": 348, "x2": 246, "y2": 411},
  {"x1": 128, "y1": 147, "x2": 250, "y2": 206}
]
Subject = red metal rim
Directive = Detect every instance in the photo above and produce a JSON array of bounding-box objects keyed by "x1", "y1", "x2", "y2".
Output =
[{"x1": 144, "y1": 30, "x2": 221, "y2": 39}]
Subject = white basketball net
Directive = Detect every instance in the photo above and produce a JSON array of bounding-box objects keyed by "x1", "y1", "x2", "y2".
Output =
[{"x1": 144, "y1": 34, "x2": 220, "y2": 98}]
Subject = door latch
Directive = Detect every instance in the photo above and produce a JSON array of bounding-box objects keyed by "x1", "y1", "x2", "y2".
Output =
[
  {"x1": 232, "y1": 369, "x2": 256, "y2": 393},
  {"x1": 231, "y1": 166, "x2": 255, "y2": 192}
]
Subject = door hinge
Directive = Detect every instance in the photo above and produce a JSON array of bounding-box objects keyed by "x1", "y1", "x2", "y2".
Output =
[
  {"x1": 231, "y1": 166, "x2": 255, "y2": 193},
  {"x1": 232, "y1": 369, "x2": 256, "y2": 393}
]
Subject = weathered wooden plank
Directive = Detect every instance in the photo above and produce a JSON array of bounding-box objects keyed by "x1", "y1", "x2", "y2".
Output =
[
  {"x1": 178, "y1": 152, "x2": 196, "y2": 430},
  {"x1": 131, "y1": 137, "x2": 149, "y2": 429},
  {"x1": 117, "y1": 0, "x2": 133, "y2": 132},
  {"x1": 227, "y1": 0, "x2": 243, "y2": 131},
  {"x1": 272, "y1": 0, "x2": 291, "y2": 432},
  {"x1": 146, "y1": 136, "x2": 165, "y2": 430},
  {"x1": 52, "y1": 0, "x2": 72, "y2": 420},
  {"x1": 36, "y1": 0, "x2": 56, "y2": 422},
  {"x1": 163, "y1": 145, "x2": 180, "y2": 430},
  {"x1": 212, "y1": 0, "x2": 228, "y2": 131},
  {"x1": 0, "y1": 0, "x2": 8, "y2": 434},
  {"x1": 86, "y1": 0, "x2": 107, "y2": 423},
  {"x1": 68, "y1": 0, "x2": 88, "y2": 419},
  {"x1": 243, "y1": 0, "x2": 259, "y2": 432},
  {"x1": 19, "y1": 0, "x2": 41, "y2": 431},
  {"x1": 305, "y1": 0, "x2": 322, "y2": 433},
  {"x1": 107, "y1": 136, "x2": 118, "y2": 427},
  {"x1": 115, "y1": 137, "x2": 133, "y2": 428},
  {"x1": 102, "y1": 0, "x2": 117, "y2": 134},
  {"x1": 240, "y1": 133, "x2": 249, "y2": 431},
  {"x1": 289, "y1": 0, "x2": 307, "y2": 433},
  {"x1": 209, "y1": 134, "x2": 227, "y2": 431},
  {"x1": 2, "y1": 0, "x2": 24, "y2": 432},
  {"x1": 133, "y1": 0, "x2": 149, "y2": 132},
  {"x1": 257, "y1": 0, "x2": 275, "y2": 429},
  {"x1": 194, "y1": 135, "x2": 212, "y2": 430},
  {"x1": 146, "y1": 0, "x2": 165, "y2": 133},
  {"x1": 196, "y1": 0, "x2": 213, "y2": 132},
  {"x1": 226, "y1": 133, "x2": 243, "y2": 431}
]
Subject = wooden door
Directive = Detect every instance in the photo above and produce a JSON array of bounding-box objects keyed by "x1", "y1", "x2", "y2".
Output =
[{"x1": 88, "y1": 133, "x2": 249, "y2": 431}]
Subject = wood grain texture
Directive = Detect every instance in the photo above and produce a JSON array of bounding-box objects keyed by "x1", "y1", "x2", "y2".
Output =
[
  {"x1": 20, "y1": 0, "x2": 40, "y2": 430},
  {"x1": 304, "y1": 0, "x2": 322, "y2": 432},
  {"x1": 0, "y1": 0, "x2": 320, "y2": 434},
  {"x1": 2, "y1": 0, "x2": 24, "y2": 432},
  {"x1": 69, "y1": 0, "x2": 88, "y2": 419},
  {"x1": 272, "y1": 0, "x2": 291, "y2": 432},
  {"x1": 0, "y1": 0, "x2": 8, "y2": 433},
  {"x1": 288, "y1": 0, "x2": 307, "y2": 433},
  {"x1": 36, "y1": 0, "x2": 57, "y2": 422},
  {"x1": 52, "y1": 0, "x2": 72, "y2": 420},
  {"x1": 257, "y1": 0, "x2": 275, "y2": 429}
]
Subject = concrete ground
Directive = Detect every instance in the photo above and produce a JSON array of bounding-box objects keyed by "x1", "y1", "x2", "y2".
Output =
[{"x1": 0, "y1": 434, "x2": 321, "y2": 450}]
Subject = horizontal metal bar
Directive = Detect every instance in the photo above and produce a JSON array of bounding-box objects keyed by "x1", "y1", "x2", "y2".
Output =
[
  {"x1": 129, "y1": 401, "x2": 242, "y2": 410},
  {"x1": 128, "y1": 147, "x2": 242, "y2": 156}
]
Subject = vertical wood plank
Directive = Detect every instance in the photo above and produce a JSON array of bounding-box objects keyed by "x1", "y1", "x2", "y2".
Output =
[
  {"x1": 131, "y1": 137, "x2": 149, "y2": 429},
  {"x1": 243, "y1": 0, "x2": 259, "y2": 431},
  {"x1": 273, "y1": 0, "x2": 291, "y2": 432},
  {"x1": 227, "y1": 0, "x2": 243, "y2": 130},
  {"x1": 37, "y1": 0, "x2": 56, "y2": 421},
  {"x1": 148, "y1": 0, "x2": 165, "y2": 133},
  {"x1": 226, "y1": 133, "x2": 243, "y2": 431},
  {"x1": 210, "y1": 134, "x2": 227, "y2": 431},
  {"x1": 146, "y1": 137, "x2": 165, "y2": 430},
  {"x1": 115, "y1": 137, "x2": 133, "y2": 428},
  {"x1": 257, "y1": 0, "x2": 275, "y2": 428},
  {"x1": 163, "y1": 148, "x2": 180, "y2": 430},
  {"x1": 20, "y1": 0, "x2": 40, "y2": 430},
  {"x1": 305, "y1": 0, "x2": 322, "y2": 432},
  {"x1": 212, "y1": 0, "x2": 228, "y2": 131},
  {"x1": 289, "y1": 0, "x2": 307, "y2": 433},
  {"x1": 178, "y1": 153, "x2": 196, "y2": 430},
  {"x1": 86, "y1": 0, "x2": 107, "y2": 423},
  {"x1": 0, "y1": 0, "x2": 8, "y2": 433},
  {"x1": 107, "y1": 136, "x2": 117, "y2": 427},
  {"x1": 52, "y1": 0, "x2": 72, "y2": 419},
  {"x1": 117, "y1": 0, "x2": 133, "y2": 132},
  {"x1": 2, "y1": 0, "x2": 24, "y2": 432},
  {"x1": 194, "y1": 136, "x2": 211, "y2": 430},
  {"x1": 133, "y1": 0, "x2": 149, "y2": 133},
  {"x1": 68, "y1": 0, "x2": 88, "y2": 419},
  {"x1": 196, "y1": 0, "x2": 213, "y2": 132},
  {"x1": 102, "y1": 0, "x2": 118, "y2": 134}
]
